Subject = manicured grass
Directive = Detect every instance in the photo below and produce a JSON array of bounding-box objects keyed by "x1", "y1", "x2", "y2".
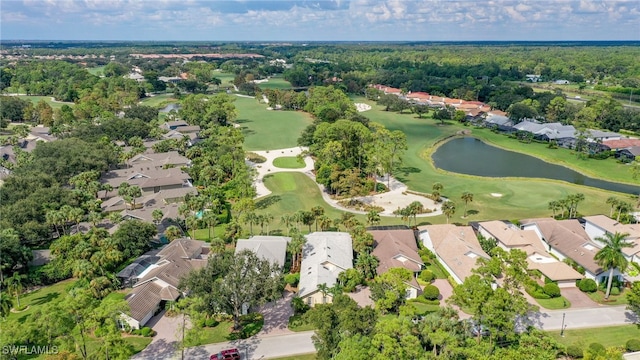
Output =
[
  {"x1": 470, "y1": 127, "x2": 638, "y2": 185},
  {"x1": 410, "y1": 301, "x2": 442, "y2": 314},
  {"x1": 187, "y1": 315, "x2": 264, "y2": 345},
  {"x1": 271, "y1": 354, "x2": 316, "y2": 360},
  {"x1": 16, "y1": 95, "x2": 72, "y2": 109},
  {"x1": 549, "y1": 324, "x2": 640, "y2": 348},
  {"x1": 86, "y1": 65, "x2": 105, "y2": 76},
  {"x1": 6, "y1": 279, "x2": 76, "y2": 323},
  {"x1": 586, "y1": 290, "x2": 628, "y2": 305},
  {"x1": 273, "y1": 156, "x2": 306, "y2": 169},
  {"x1": 254, "y1": 172, "x2": 404, "y2": 234},
  {"x1": 353, "y1": 96, "x2": 633, "y2": 224},
  {"x1": 235, "y1": 97, "x2": 313, "y2": 150},
  {"x1": 139, "y1": 93, "x2": 178, "y2": 108},
  {"x1": 213, "y1": 72, "x2": 236, "y2": 86},
  {"x1": 258, "y1": 76, "x2": 293, "y2": 90},
  {"x1": 536, "y1": 296, "x2": 571, "y2": 310}
]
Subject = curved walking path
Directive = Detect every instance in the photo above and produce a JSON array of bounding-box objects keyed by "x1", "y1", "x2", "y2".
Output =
[{"x1": 248, "y1": 147, "x2": 442, "y2": 217}]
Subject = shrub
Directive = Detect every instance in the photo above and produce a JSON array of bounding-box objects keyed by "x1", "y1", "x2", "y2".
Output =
[
  {"x1": 140, "y1": 327, "x2": 155, "y2": 337},
  {"x1": 246, "y1": 152, "x2": 267, "y2": 163},
  {"x1": 205, "y1": 318, "x2": 219, "y2": 328},
  {"x1": 410, "y1": 297, "x2": 440, "y2": 306},
  {"x1": 578, "y1": 279, "x2": 597, "y2": 293},
  {"x1": 423, "y1": 284, "x2": 440, "y2": 301},
  {"x1": 526, "y1": 283, "x2": 550, "y2": 299},
  {"x1": 543, "y1": 283, "x2": 561, "y2": 298},
  {"x1": 588, "y1": 343, "x2": 605, "y2": 354},
  {"x1": 627, "y1": 339, "x2": 640, "y2": 352},
  {"x1": 291, "y1": 296, "x2": 310, "y2": 315},
  {"x1": 284, "y1": 273, "x2": 300, "y2": 287},
  {"x1": 610, "y1": 286, "x2": 621, "y2": 296},
  {"x1": 419, "y1": 270, "x2": 435, "y2": 283},
  {"x1": 565, "y1": 345, "x2": 583, "y2": 358}
]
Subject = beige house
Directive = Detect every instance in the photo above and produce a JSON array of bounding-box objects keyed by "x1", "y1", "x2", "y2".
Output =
[
  {"x1": 120, "y1": 239, "x2": 208, "y2": 329},
  {"x1": 298, "y1": 232, "x2": 353, "y2": 306},
  {"x1": 370, "y1": 228, "x2": 424, "y2": 299},
  {"x1": 583, "y1": 215, "x2": 640, "y2": 263},
  {"x1": 477, "y1": 220, "x2": 583, "y2": 287},
  {"x1": 417, "y1": 224, "x2": 489, "y2": 284}
]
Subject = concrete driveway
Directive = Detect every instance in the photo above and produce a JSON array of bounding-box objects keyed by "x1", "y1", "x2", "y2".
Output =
[
  {"x1": 132, "y1": 310, "x2": 185, "y2": 360},
  {"x1": 562, "y1": 287, "x2": 598, "y2": 308},
  {"x1": 257, "y1": 292, "x2": 295, "y2": 337}
]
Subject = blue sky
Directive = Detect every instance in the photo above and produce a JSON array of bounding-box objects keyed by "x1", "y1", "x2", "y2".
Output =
[{"x1": 1, "y1": 0, "x2": 639, "y2": 41}]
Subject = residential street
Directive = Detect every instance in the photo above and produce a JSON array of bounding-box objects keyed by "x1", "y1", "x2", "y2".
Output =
[
  {"x1": 133, "y1": 331, "x2": 316, "y2": 360},
  {"x1": 529, "y1": 305, "x2": 637, "y2": 331}
]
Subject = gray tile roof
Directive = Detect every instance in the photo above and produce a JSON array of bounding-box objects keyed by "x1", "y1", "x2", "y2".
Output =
[
  {"x1": 235, "y1": 236, "x2": 291, "y2": 268},
  {"x1": 298, "y1": 232, "x2": 353, "y2": 298}
]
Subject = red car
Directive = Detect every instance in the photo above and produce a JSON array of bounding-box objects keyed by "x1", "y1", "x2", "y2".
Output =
[{"x1": 210, "y1": 348, "x2": 240, "y2": 360}]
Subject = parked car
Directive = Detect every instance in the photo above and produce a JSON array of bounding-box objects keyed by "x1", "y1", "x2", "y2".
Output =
[{"x1": 210, "y1": 348, "x2": 240, "y2": 360}]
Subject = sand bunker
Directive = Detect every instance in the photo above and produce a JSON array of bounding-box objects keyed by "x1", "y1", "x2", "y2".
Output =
[{"x1": 491, "y1": 193, "x2": 503, "y2": 197}]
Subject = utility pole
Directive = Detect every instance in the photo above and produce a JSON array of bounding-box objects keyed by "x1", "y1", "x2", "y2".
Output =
[{"x1": 560, "y1": 312, "x2": 566, "y2": 337}]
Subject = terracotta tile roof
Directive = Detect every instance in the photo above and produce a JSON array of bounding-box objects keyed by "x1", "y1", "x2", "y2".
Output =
[
  {"x1": 520, "y1": 218, "x2": 603, "y2": 275},
  {"x1": 603, "y1": 139, "x2": 640, "y2": 149},
  {"x1": 370, "y1": 229, "x2": 423, "y2": 274},
  {"x1": 418, "y1": 224, "x2": 489, "y2": 282}
]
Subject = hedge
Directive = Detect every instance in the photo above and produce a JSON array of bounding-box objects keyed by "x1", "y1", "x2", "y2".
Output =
[
  {"x1": 565, "y1": 345, "x2": 583, "y2": 358},
  {"x1": 627, "y1": 339, "x2": 640, "y2": 352},
  {"x1": 423, "y1": 284, "x2": 440, "y2": 300},
  {"x1": 419, "y1": 270, "x2": 435, "y2": 283},
  {"x1": 578, "y1": 279, "x2": 597, "y2": 293},
  {"x1": 543, "y1": 283, "x2": 561, "y2": 298}
]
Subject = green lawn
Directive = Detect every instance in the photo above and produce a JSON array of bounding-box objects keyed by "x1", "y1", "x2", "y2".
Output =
[
  {"x1": 353, "y1": 96, "x2": 633, "y2": 224},
  {"x1": 235, "y1": 96, "x2": 313, "y2": 150},
  {"x1": 86, "y1": 65, "x2": 105, "y2": 76},
  {"x1": 213, "y1": 72, "x2": 236, "y2": 87},
  {"x1": 254, "y1": 172, "x2": 404, "y2": 234},
  {"x1": 410, "y1": 302, "x2": 442, "y2": 314},
  {"x1": 139, "y1": 93, "x2": 178, "y2": 108},
  {"x1": 536, "y1": 296, "x2": 571, "y2": 310},
  {"x1": 273, "y1": 156, "x2": 306, "y2": 169},
  {"x1": 549, "y1": 324, "x2": 640, "y2": 348},
  {"x1": 586, "y1": 290, "x2": 628, "y2": 305},
  {"x1": 6, "y1": 279, "x2": 76, "y2": 323},
  {"x1": 470, "y1": 127, "x2": 638, "y2": 185},
  {"x1": 16, "y1": 95, "x2": 72, "y2": 109},
  {"x1": 187, "y1": 315, "x2": 263, "y2": 346},
  {"x1": 258, "y1": 76, "x2": 293, "y2": 90}
]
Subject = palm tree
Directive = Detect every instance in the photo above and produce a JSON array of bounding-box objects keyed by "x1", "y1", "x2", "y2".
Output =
[
  {"x1": 594, "y1": 232, "x2": 632, "y2": 299},
  {"x1": 615, "y1": 202, "x2": 633, "y2": 223},
  {"x1": 152, "y1": 209, "x2": 164, "y2": 225},
  {"x1": 319, "y1": 215, "x2": 332, "y2": 231},
  {"x1": 548, "y1": 200, "x2": 561, "y2": 218},
  {"x1": 242, "y1": 212, "x2": 258, "y2": 236},
  {"x1": 366, "y1": 210, "x2": 381, "y2": 226},
  {"x1": 0, "y1": 292, "x2": 13, "y2": 318},
  {"x1": 263, "y1": 214, "x2": 274, "y2": 235},
  {"x1": 317, "y1": 283, "x2": 330, "y2": 304},
  {"x1": 606, "y1": 197, "x2": 619, "y2": 218},
  {"x1": 280, "y1": 214, "x2": 293, "y2": 235},
  {"x1": 5, "y1": 273, "x2": 25, "y2": 309},
  {"x1": 461, "y1": 192, "x2": 474, "y2": 218},
  {"x1": 432, "y1": 182, "x2": 443, "y2": 202},
  {"x1": 202, "y1": 210, "x2": 218, "y2": 241},
  {"x1": 45, "y1": 210, "x2": 62, "y2": 238},
  {"x1": 355, "y1": 253, "x2": 379, "y2": 280},
  {"x1": 311, "y1": 206, "x2": 325, "y2": 232},
  {"x1": 165, "y1": 225, "x2": 183, "y2": 241},
  {"x1": 442, "y1": 201, "x2": 456, "y2": 224}
]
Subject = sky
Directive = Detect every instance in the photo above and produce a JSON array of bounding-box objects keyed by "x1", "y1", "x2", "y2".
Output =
[{"x1": 1, "y1": 0, "x2": 639, "y2": 41}]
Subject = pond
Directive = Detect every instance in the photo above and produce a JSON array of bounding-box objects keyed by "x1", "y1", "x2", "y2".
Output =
[{"x1": 431, "y1": 137, "x2": 639, "y2": 195}]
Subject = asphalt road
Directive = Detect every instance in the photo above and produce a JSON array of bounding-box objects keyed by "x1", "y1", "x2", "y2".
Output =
[
  {"x1": 134, "y1": 331, "x2": 316, "y2": 360},
  {"x1": 529, "y1": 305, "x2": 636, "y2": 331}
]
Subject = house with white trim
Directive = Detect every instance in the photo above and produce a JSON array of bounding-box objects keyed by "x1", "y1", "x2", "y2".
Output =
[
  {"x1": 417, "y1": 224, "x2": 489, "y2": 284},
  {"x1": 298, "y1": 232, "x2": 353, "y2": 306},
  {"x1": 583, "y1": 215, "x2": 640, "y2": 263}
]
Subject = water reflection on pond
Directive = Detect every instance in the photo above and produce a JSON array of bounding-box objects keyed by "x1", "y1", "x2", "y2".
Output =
[{"x1": 431, "y1": 137, "x2": 639, "y2": 195}]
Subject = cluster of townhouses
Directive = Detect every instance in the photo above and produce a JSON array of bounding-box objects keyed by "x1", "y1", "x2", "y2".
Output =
[
  {"x1": 0, "y1": 125, "x2": 57, "y2": 179},
  {"x1": 118, "y1": 214, "x2": 640, "y2": 329},
  {"x1": 372, "y1": 84, "x2": 640, "y2": 160}
]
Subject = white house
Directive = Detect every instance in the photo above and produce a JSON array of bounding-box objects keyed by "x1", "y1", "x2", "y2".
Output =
[
  {"x1": 298, "y1": 232, "x2": 353, "y2": 306},
  {"x1": 583, "y1": 215, "x2": 640, "y2": 263},
  {"x1": 520, "y1": 218, "x2": 618, "y2": 284},
  {"x1": 235, "y1": 236, "x2": 291, "y2": 268}
]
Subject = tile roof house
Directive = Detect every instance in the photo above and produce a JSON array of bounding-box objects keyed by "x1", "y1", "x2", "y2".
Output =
[
  {"x1": 100, "y1": 166, "x2": 192, "y2": 195},
  {"x1": 370, "y1": 228, "x2": 424, "y2": 299},
  {"x1": 520, "y1": 218, "x2": 612, "y2": 283},
  {"x1": 298, "y1": 232, "x2": 353, "y2": 306},
  {"x1": 417, "y1": 224, "x2": 489, "y2": 284},
  {"x1": 121, "y1": 239, "x2": 209, "y2": 329},
  {"x1": 235, "y1": 236, "x2": 291, "y2": 268},
  {"x1": 477, "y1": 220, "x2": 583, "y2": 286},
  {"x1": 583, "y1": 215, "x2": 640, "y2": 262},
  {"x1": 127, "y1": 151, "x2": 191, "y2": 169}
]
